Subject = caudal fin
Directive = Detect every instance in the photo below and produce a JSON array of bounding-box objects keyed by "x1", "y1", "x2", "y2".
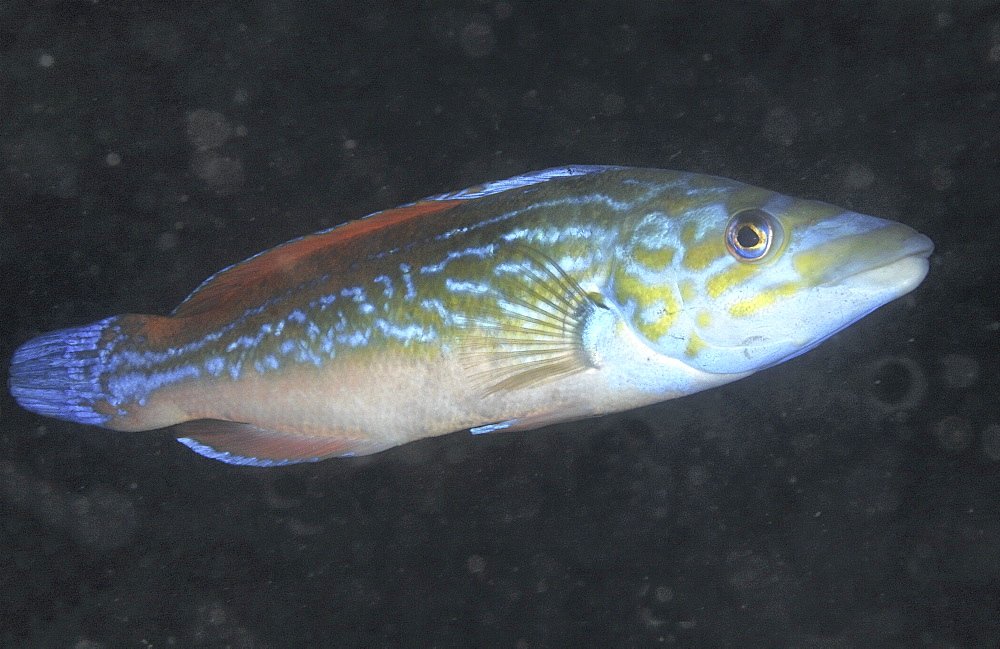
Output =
[{"x1": 9, "y1": 317, "x2": 119, "y2": 427}]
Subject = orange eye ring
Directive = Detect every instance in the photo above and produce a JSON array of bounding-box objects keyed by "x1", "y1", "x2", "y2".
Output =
[{"x1": 725, "y1": 209, "x2": 782, "y2": 263}]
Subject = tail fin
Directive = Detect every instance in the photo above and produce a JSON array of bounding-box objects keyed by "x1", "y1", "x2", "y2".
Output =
[{"x1": 9, "y1": 317, "x2": 119, "y2": 427}]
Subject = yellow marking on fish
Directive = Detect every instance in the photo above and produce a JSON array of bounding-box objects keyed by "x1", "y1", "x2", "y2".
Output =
[
  {"x1": 706, "y1": 264, "x2": 758, "y2": 298},
  {"x1": 681, "y1": 226, "x2": 727, "y2": 271},
  {"x1": 685, "y1": 331, "x2": 707, "y2": 358},
  {"x1": 792, "y1": 227, "x2": 906, "y2": 287},
  {"x1": 679, "y1": 279, "x2": 697, "y2": 303},
  {"x1": 680, "y1": 222, "x2": 698, "y2": 246},
  {"x1": 664, "y1": 195, "x2": 718, "y2": 223},
  {"x1": 729, "y1": 282, "x2": 804, "y2": 318},
  {"x1": 632, "y1": 244, "x2": 675, "y2": 271},
  {"x1": 613, "y1": 267, "x2": 642, "y2": 307},
  {"x1": 643, "y1": 296, "x2": 681, "y2": 340},
  {"x1": 612, "y1": 266, "x2": 682, "y2": 342}
]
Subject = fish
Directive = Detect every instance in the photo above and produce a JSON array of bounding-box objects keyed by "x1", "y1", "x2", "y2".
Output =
[{"x1": 8, "y1": 165, "x2": 934, "y2": 466}]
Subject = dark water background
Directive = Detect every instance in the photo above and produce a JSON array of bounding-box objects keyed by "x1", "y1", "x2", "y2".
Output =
[{"x1": 2, "y1": 1, "x2": 998, "y2": 647}]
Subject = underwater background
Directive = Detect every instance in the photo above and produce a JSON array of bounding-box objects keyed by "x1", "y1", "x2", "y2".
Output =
[{"x1": 1, "y1": 1, "x2": 998, "y2": 647}]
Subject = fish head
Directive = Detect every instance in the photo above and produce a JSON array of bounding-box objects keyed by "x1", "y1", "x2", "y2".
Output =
[{"x1": 616, "y1": 183, "x2": 934, "y2": 378}]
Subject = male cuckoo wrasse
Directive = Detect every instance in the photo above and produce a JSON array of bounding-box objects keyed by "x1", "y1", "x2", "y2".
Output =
[{"x1": 9, "y1": 166, "x2": 933, "y2": 466}]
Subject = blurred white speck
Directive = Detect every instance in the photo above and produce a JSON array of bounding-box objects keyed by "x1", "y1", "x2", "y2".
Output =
[
  {"x1": 460, "y1": 17, "x2": 495, "y2": 58},
  {"x1": 343, "y1": 139, "x2": 358, "y2": 150},
  {"x1": 864, "y1": 355, "x2": 928, "y2": 414},
  {"x1": 190, "y1": 151, "x2": 245, "y2": 194},
  {"x1": 761, "y1": 105, "x2": 799, "y2": 146},
  {"x1": 686, "y1": 464, "x2": 709, "y2": 489},
  {"x1": 929, "y1": 165, "x2": 954, "y2": 191},
  {"x1": 934, "y1": 415, "x2": 972, "y2": 453},
  {"x1": 467, "y1": 554, "x2": 487, "y2": 574},
  {"x1": 982, "y1": 424, "x2": 1000, "y2": 461},
  {"x1": 105, "y1": 152, "x2": 121, "y2": 166},
  {"x1": 0, "y1": 462, "x2": 137, "y2": 550},
  {"x1": 267, "y1": 147, "x2": 302, "y2": 177},
  {"x1": 935, "y1": 12, "x2": 954, "y2": 28},
  {"x1": 285, "y1": 517, "x2": 324, "y2": 536},
  {"x1": 133, "y1": 20, "x2": 184, "y2": 63},
  {"x1": 1, "y1": 128, "x2": 79, "y2": 197},
  {"x1": 156, "y1": 231, "x2": 178, "y2": 251},
  {"x1": 844, "y1": 161, "x2": 876, "y2": 190},
  {"x1": 72, "y1": 639, "x2": 105, "y2": 649},
  {"x1": 601, "y1": 93, "x2": 626, "y2": 117},
  {"x1": 186, "y1": 109, "x2": 232, "y2": 151},
  {"x1": 940, "y1": 353, "x2": 979, "y2": 389},
  {"x1": 37, "y1": 53, "x2": 54, "y2": 67},
  {"x1": 640, "y1": 607, "x2": 666, "y2": 628}
]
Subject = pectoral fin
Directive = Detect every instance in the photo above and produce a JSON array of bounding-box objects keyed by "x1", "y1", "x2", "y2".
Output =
[{"x1": 462, "y1": 244, "x2": 606, "y2": 396}]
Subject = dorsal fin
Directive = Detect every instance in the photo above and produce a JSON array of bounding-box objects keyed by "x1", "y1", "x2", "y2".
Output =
[
  {"x1": 170, "y1": 165, "x2": 623, "y2": 322},
  {"x1": 171, "y1": 199, "x2": 465, "y2": 320},
  {"x1": 422, "y1": 165, "x2": 624, "y2": 201}
]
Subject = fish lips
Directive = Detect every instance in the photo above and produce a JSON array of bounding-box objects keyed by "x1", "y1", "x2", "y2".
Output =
[{"x1": 824, "y1": 228, "x2": 934, "y2": 296}]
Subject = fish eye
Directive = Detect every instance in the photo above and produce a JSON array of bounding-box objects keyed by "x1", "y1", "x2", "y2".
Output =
[{"x1": 725, "y1": 209, "x2": 782, "y2": 262}]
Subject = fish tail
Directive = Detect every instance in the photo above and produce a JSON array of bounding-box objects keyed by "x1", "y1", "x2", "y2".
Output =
[
  {"x1": 9, "y1": 314, "x2": 176, "y2": 429},
  {"x1": 9, "y1": 316, "x2": 123, "y2": 427}
]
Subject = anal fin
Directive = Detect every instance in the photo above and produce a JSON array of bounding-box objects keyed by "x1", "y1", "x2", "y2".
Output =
[
  {"x1": 469, "y1": 419, "x2": 518, "y2": 435},
  {"x1": 175, "y1": 420, "x2": 392, "y2": 467}
]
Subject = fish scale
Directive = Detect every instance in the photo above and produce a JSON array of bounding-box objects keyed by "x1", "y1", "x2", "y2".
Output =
[{"x1": 8, "y1": 166, "x2": 933, "y2": 466}]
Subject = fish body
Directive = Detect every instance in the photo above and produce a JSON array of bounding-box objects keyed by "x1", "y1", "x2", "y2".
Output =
[{"x1": 9, "y1": 166, "x2": 933, "y2": 466}]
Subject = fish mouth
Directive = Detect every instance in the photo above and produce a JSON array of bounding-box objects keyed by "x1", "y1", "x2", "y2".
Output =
[
  {"x1": 813, "y1": 221, "x2": 934, "y2": 297},
  {"x1": 830, "y1": 231, "x2": 933, "y2": 293}
]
